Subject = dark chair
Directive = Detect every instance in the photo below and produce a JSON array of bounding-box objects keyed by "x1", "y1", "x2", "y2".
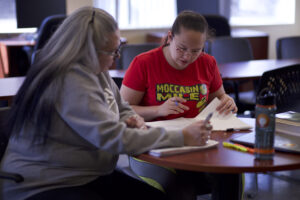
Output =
[
  {"x1": 203, "y1": 15, "x2": 231, "y2": 37},
  {"x1": 276, "y1": 36, "x2": 300, "y2": 59},
  {"x1": 31, "y1": 14, "x2": 66, "y2": 64},
  {"x1": 207, "y1": 37, "x2": 253, "y2": 64},
  {"x1": 112, "y1": 77, "x2": 123, "y2": 89},
  {"x1": 207, "y1": 37, "x2": 256, "y2": 114},
  {"x1": 118, "y1": 43, "x2": 160, "y2": 70},
  {"x1": 0, "y1": 107, "x2": 24, "y2": 183},
  {"x1": 257, "y1": 63, "x2": 300, "y2": 113}
]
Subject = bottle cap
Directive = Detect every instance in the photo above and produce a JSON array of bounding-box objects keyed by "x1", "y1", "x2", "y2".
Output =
[{"x1": 256, "y1": 89, "x2": 276, "y2": 106}]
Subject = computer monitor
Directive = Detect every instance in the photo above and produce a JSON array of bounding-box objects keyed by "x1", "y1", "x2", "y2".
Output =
[{"x1": 16, "y1": 0, "x2": 66, "y2": 28}]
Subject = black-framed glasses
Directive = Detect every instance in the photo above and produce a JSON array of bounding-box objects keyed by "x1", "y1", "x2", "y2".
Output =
[{"x1": 98, "y1": 42, "x2": 122, "y2": 58}]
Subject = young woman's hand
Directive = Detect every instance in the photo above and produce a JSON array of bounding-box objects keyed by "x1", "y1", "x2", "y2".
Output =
[
  {"x1": 157, "y1": 97, "x2": 189, "y2": 117},
  {"x1": 125, "y1": 114, "x2": 147, "y2": 129},
  {"x1": 182, "y1": 120, "x2": 212, "y2": 146},
  {"x1": 216, "y1": 94, "x2": 238, "y2": 115}
]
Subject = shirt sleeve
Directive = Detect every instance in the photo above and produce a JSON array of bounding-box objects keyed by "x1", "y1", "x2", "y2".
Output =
[
  {"x1": 122, "y1": 56, "x2": 147, "y2": 92},
  {"x1": 57, "y1": 67, "x2": 184, "y2": 156}
]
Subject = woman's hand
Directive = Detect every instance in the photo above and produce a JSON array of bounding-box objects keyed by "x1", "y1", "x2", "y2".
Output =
[
  {"x1": 216, "y1": 94, "x2": 238, "y2": 115},
  {"x1": 182, "y1": 120, "x2": 212, "y2": 146},
  {"x1": 125, "y1": 114, "x2": 147, "y2": 129},
  {"x1": 157, "y1": 97, "x2": 189, "y2": 117}
]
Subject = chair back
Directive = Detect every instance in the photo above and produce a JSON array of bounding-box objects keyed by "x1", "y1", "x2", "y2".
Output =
[
  {"x1": 208, "y1": 37, "x2": 255, "y2": 114},
  {"x1": 257, "y1": 64, "x2": 300, "y2": 113},
  {"x1": 203, "y1": 15, "x2": 231, "y2": 37},
  {"x1": 32, "y1": 14, "x2": 66, "y2": 63},
  {"x1": 207, "y1": 37, "x2": 253, "y2": 64},
  {"x1": 118, "y1": 43, "x2": 160, "y2": 70},
  {"x1": 276, "y1": 36, "x2": 300, "y2": 59}
]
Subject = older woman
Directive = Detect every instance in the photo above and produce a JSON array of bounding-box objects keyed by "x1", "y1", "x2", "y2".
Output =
[{"x1": 0, "y1": 7, "x2": 212, "y2": 200}]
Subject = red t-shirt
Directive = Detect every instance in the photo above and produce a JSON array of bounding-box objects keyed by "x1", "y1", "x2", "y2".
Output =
[{"x1": 122, "y1": 46, "x2": 223, "y2": 121}]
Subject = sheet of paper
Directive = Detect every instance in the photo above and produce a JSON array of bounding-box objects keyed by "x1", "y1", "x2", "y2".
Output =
[
  {"x1": 146, "y1": 98, "x2": 253, "y2": 131},
  {"x1": 149, "y1": 140, "x2": 219, "y2": 157},
  {"x1": 195, "y1": 97, "x2": 233, "y2": 120}
]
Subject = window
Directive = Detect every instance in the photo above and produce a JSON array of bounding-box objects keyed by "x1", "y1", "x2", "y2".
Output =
[
  {"x1": 93, "y1": 0, "x2": 177, "y2": 29},
  {"x1": 230, "y1": 0, "x2": 295, "y2": 26}
]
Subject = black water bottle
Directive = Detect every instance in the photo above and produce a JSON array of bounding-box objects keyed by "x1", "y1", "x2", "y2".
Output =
[{"x1": 255, "y1": 90, "x2": 276, "y2": 160}]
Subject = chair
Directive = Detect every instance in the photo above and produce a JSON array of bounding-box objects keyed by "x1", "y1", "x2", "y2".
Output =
[
  {"x1": 31, "y1": 14, "x2": 66, "y2": 64},
  {"x1": 207, "y1": 37, "x2": 256, "y2": 114},
  {"x1": 118, "y1": 43, "x2": 160, "y2": 70},
  {"x1": 112, "y1": 77, "x2": 123, "y2": 89},
  {"x1": 276, "y1": 36, "x2": 300, "y2": 59},
  {"x1": 203, "y1": 15, "x2": 231, "y2": 37},
  {"x1": 257, "y1": 63, "x2": 300, "y2": 113},
  {"x1": 0, "y1": 107, "x2": 24, "y2": 183},
  {"x1": 207, "y1": 37, "x2": 253, "y2": 64}
]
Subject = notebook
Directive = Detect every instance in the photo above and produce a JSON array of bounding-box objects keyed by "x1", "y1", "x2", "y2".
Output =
[
  {"x1": 146, "y1": 98, "x2": 253, "y2": 131},
  {"x1": 275, "y1": 111, "x2": 300, "y2": 137},
  {"x1": 149, "y1": 140, "x2": 219, "y2": 157},
  {"x1": 230, "y1": 131, "x2": 300, "y2": 154}
]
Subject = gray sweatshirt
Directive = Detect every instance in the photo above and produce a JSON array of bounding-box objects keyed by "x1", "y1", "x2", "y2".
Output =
[{"x1": 0, "y1": 64, "x2": 183, "y2": 200}]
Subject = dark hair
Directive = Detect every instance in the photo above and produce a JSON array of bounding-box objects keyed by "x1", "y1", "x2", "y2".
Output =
[
  {"x1": 163, "y1": 10, "x2": 209, "y2": 46},
  {"x1": 171, "y1": 10, "x2": 208, "y2": 36}
]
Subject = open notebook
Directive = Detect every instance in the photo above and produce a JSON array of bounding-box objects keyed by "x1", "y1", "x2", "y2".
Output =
[{"x1": 146, "y1": 98, "x2": 253, "y2": 131}]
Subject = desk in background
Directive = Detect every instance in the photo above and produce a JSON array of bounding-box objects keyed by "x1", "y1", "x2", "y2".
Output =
[
  {"x1": 3, "y1": 59, "x2": 300, "y2": 105},
  {"x1": 109, "y1": 58, "x2": 300, "y2": 81},
  {"x1": 0, "y1": 76, "x2": 25, "y2": 105},
  {"x1": 0, "y1": 37, "x2": 127, "y2": 77},
  {"x1": 146, "y1": 28, "x2": 269, "y2": 60},
  {"x1": 136, "y1": 118, "x2": 300, "y2": 173},
  {"x1": 0, "y1": 71, "x2": 126, "y2": 105},
  {"x1": 0, "y1": 39, "x2": 34, "y2": 77},
  {"x1": 218, "y1": 58, "x2": 300, "y2": 81}
]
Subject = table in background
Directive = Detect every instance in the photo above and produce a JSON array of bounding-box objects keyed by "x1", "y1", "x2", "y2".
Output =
[
  {"x1": 146, "y1": 28, "x2": 269, "y2": 60},
  {"x1": 0, "y1": 71, "x2": 126, "y2": 105},
  {"x1": 218, "y1": 58, "x2": 300, "y2": 81},
  {"x1": 0, "y1": 39, "x2": 34, "y2": 77},
  {"x1": 136, "y1": 118, "x2": 300, "y2": 173},
  {"x1": 109, "y1": 58, "x2": 300, "y2": 81},
  {"x1": 3, "y1": 59, "x2": 300, "y2": 105},
  {"x1": 0, "y1": 76, "x2": 25, "y2": 105},
  {"x1": 0, "y1": 37, "x2": 127, "y2": 77}
]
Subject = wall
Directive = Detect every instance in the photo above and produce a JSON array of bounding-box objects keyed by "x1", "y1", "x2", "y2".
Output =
[
  {"x1": 66, "y1": 0, "x2": 300, "y2": 59},
  {"x1": 66, "y1": 0, "x2": 93, "y2": 14}
]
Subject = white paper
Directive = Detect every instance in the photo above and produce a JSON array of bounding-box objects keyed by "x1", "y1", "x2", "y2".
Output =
[
  {"x1": 149, "y1": 140, "x2": 219, "y2": 157},
  {"x1": 146, "y1": 98, "x2": 253, "y2": 131}
]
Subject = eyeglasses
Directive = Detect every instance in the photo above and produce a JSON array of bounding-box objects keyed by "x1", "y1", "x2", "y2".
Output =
[
  {"x1": 98, "y1": 42, "x2": 122, "y2": 58},
  {"x1": 173, "y1": 40, "x2": 203, "y2": 57}
]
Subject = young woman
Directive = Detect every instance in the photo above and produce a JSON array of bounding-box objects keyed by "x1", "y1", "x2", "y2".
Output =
[
  {"x1": 0, "y1": 7, "x2": 212, "y2": 200},
  {"x1": 120, "y1": 12, "x2": 237, "y2": 122},
  {"x1": 120, "y1": 11, "x2": 242, "y2": 200}
]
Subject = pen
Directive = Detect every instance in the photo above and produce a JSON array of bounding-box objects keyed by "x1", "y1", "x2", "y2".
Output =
[
  {"x1": 222, "y1": 142, "x2": 254, "y2": 154},
  {"x1": 175, "y1": 101, "x2": 178, "y2": 106},
  {"x1": 203, "y1": 112, "x2": 213, "y2": 133},
  {"x1": 204, "y1": 112, "x2": 213, "y2": 125}
]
